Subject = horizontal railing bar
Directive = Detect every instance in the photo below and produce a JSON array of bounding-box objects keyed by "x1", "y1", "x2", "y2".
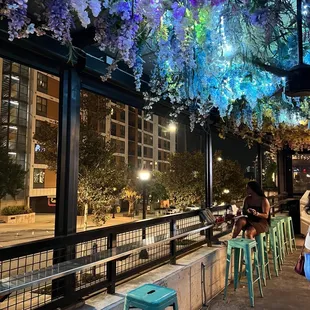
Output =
[
  {"x1": 0, "y1": 224, "x2": 213, "y2": 295},
  {"x1": 0, "y1": 210, "x2": 201, "y2": 260}
]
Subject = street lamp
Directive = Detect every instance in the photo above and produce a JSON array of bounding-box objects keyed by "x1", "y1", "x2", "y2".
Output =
[
  {"x1": 217, "y1": 157, "x2": 223, "y2": 162},
  {"x1": 168, "y1": 121, "x2": 177, "y2": 132},
  {"x1": 138, "y1": 169, "x2": 151, "y2": 220}
]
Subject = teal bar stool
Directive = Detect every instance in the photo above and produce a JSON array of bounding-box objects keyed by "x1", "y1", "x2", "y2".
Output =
[
  {"x1": 270, "y1": 219, "x2": 284, "y2": 265},
  {"x1": 275, "y1": 216, "x2": 296, "y2": 253},
  {"x1": 267, "y1": 225, "x2": 281, "y2": 276},
  {"x1": 224, "y1": 238, "x2": 263, "y2": 307},
  {"x1": 255, "y1": 232, "x2": 271, "y2": 286},
  {"x1": 124, "y1": 284, "x2": 178, "y2": 310}
]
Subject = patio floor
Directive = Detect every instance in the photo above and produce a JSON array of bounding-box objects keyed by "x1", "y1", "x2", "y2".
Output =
[{"x1": 209, "y1": 238, "x2": 310, "y2": 310}]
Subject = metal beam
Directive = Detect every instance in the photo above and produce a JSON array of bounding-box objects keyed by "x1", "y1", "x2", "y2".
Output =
[
  {"x1": 257, "y1": 143, "x2": 263, "y2": 187},
  {"x1": 204, "y1": 128, "x2": 213, "y2": 208},
  {"x1": 52, "y1": 66, "x2": 81, "y2": 300}
]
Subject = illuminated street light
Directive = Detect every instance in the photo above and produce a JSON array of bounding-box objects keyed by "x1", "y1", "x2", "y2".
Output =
[
  {"x1": 168, "y1": 122, "x2": 177, "y2": 132},
  {"x1": 223, "y1": 189, "x2": 230, "y2": 194},
  {"x1": 217, "y1": 157, "x2": 223, "y2": 162},
  {"x1": 138, "y1": 170, "x2": 151, "y2": 220},
  {"x1": 138, "y1": 169, "x2": 151, "y2": 181}
]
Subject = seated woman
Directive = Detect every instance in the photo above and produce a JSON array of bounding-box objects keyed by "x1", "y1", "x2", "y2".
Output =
[{"x1": 232, "y1": 181, "x2": 271, "y2": 240}]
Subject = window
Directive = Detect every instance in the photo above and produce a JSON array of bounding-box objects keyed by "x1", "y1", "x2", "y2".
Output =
[
  {"x1": 144, "y1": 133, "x2": 153, "y2": 146},
  {"x1": 159, "y1": 138, "x2": 170, "y2": 150},
  {"x1": 33, "y1": 168, "x2": 45, "y2": 188},
  {"x1": 34, "y1": 144, "x2": 44, "y2": 164},
  {"x1": 138, "y1": 145, "x2": 142, "y2": 157},
  {"x1": 144, "y1": 146, "x2": 153, "y2": 158},
  {"x1": 144, "y1": 120, "x2": 153, "y2": 133},
  {"x1": 111, "y1": 122, "x2": 117, "y2": 136},
  {"x1": 129, "y1": 127, "x2": 136, "y2": 141},
  {"x1": 112, "y1": 139, "x2": 125, "y2": 154},
  {"x1": 37, "y1": 72, "x2": 48, "y2": 93},
  {"x1": 36, "y1": 96, "x2": 47, "y2": 116},
  {"x1": 120, "y1": 124, "x2": 125, "y2": 138},
  {"x1": 158, "y1": 127, "x2": 170, "y2": 139},
  {"x1": 129, "y1": 112, "x2": 136, "y2": 127},
  {"x1": 120, "y1": 110, "x2": 126, "y2": 122}
]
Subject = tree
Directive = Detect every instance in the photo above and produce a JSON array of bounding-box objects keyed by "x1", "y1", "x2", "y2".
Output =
[
  {"x1": 263, "y1": 151, "x2": 277, "y2": 189},
  {"x1": 147, "y1": 171, "x2": 169, "y2": 204},
  {"x1": 34, "y1": 90, "x2": 126, "y2": 228},
  {"x1": 162, "y1": 152, "x2": 205, "y2": 208},
  {"x1": 213, "y1": 151, "x2": 248, "y2": 204},
  {"x1": 0, "y1": 128, "x2": 26, "y2": 204}
]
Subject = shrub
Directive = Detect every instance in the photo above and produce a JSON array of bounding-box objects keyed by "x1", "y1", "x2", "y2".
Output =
[{"x1": 1, "y1": 206, "x2": 33, "y2": 216}]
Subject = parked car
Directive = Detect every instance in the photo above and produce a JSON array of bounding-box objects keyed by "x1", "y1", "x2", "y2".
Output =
[
  {"x1": 185, "y1": 205, "x2": 200, "y2": 211},
  {"x1": 167, "y1": 206, "x2": 181, "y2": 214}
]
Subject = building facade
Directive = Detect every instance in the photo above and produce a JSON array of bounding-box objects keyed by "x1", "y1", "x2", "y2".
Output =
[{"x1": 0, "y1": 58, "x2": 176, "y2": 212}]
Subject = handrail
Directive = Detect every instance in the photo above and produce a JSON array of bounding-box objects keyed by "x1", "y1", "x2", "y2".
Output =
[{"x1": 0, "y1": 224, "x2": 213, "y2": 296}]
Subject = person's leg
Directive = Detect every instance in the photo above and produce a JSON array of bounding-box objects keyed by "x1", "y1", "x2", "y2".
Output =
[
  {"x1": 245, "y1": 226, "x2": 257, "y2": 240},
  {"x1": 232, "y1": 218, "x2": 247, "y2": 238}
]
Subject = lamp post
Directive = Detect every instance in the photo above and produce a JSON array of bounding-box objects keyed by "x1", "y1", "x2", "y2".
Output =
[{"x1": 138, "y1": 169, "x2": 151, "y2": 219}]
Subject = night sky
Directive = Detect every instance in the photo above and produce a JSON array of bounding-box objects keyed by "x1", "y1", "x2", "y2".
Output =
[{"x1": 177, "y1": 124, "x2": 258, "y2": 170}]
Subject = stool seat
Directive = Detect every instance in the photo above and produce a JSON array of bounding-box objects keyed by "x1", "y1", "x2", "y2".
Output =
[{"x1": 124, "y1": 284, "x2": 178, "y2": 310}]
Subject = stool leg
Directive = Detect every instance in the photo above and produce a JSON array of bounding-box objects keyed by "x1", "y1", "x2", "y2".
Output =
[
  {"x1": 254, "y1": 247, "x2": 264, "y2": 298},
  {"x1": 270, "y1": 230, "x2": 279, "y2": 277},
  {"x1": 224, "y1": 245, "x2": 232, "y2": 300},
  {"x1": 264, "y1": 235, "x2": 271, "y2": 280},
  {"x1": 286, "y1": 221, "x2": 293, "y2": 254},
  {"x1": 283, "y1": 222, "x2": 289, "y2": 255},
  {"x1": 234, "y1": 248, "x2": 241, "y2": 290},
  {"x1": 123, "y1": 299, "x2": 129, "y2": 310},
  {"x1": 290, "y1": 219, "x2": 297, "y2": 251},
  {"x1": 256, "y1": 235, "x2": 266, "y2": 286},
  {"x1": 173, "y1": 301, "x2": 179, "y2": 310},
  {"x1": 244, "y1": 248, "x2": 255, "y2": 307}
]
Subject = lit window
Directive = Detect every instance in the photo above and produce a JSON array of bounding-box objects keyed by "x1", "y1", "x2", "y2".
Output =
[
  {"x1": 36, "y1": 96, "x2": 47, "y2": 116},
  {"x1": 33, "y1": 168, "x2": 45, "y2": 188},
  {"x1": 37, "y1": 73, "x2": 48, "y2": 93}
]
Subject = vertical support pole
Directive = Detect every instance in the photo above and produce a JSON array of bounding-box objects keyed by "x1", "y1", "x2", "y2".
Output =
[
  {"x1": 142, "y1": 183, "x2": 147, "y2": 220},
  {"x1": 52, "y1": 67, "x2": 80, "y2": 299},
  {"x1": 170, "y1": 218, "x2": 177, "y2": 264},
  {"x1": 204, "y1": 127, "x2": 213, "y2": 245},
  {"x1": 285, "y1": 150, "x2": 293, "y2": 197},
  {"x1": 107, "y1": 233, "x2": 117, "y2": 294},
  {"x1": 204, "y1": 129, "x2": 213, "y2": 208},
  {"x1": 257, "y1": 143, "x2": 263, "y2": 188}
]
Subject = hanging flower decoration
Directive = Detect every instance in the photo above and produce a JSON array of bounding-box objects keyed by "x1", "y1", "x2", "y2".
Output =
[{"x1": 1, "y1": 0, "x2": 310, "y2": 134}]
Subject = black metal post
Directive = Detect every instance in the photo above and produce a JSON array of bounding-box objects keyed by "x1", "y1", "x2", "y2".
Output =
[
  {"x1": 52, "y1": 66, "x2": 81, "y2": 299},
  {"x1": 204, "y1": 129, "x2": 213, "y2": 208},
  {"x1": 170, "y1": 218, "x2": 177, "y2": 264},
  {"x1": 204, "y1": 127, "x2": 213, "y2": 245},
  {"x1": 107, "y1": 233, "x2": 117, "y2": 294},
  {"x1": 257, "y1": 143, "x2": 263, "y2": 188},
  {"x1": 285, "y1": 150, "x2": 293, "y2": 197},
  {"x1": 297, "y1": 0, "x2": 304, "y2": 65},
  {"x1": 142, "y1": 183, "x2": 147, "y2": 220}
]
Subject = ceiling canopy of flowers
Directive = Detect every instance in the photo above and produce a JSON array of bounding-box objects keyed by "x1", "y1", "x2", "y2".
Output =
[{"x1": 1, "y1": 0, "x2": 310, "y2": 151}]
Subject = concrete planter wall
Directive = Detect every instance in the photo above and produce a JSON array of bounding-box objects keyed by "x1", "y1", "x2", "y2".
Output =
[{"x1": 0, "y1": 213, "x2": 36, "y2": 224}]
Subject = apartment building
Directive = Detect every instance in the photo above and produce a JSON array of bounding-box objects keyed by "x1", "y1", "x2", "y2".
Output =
[{"x1": 0, "y1": 58, "x2": 176, "y2": 212}]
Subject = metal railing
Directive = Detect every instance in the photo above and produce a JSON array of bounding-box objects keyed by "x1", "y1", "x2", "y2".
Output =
[{"x1": 0, "y1": 210, "x2": 214, "y2": 310}]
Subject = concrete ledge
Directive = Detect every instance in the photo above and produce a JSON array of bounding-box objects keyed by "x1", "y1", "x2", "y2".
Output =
[
  {"x1": 0, "y1": 213, "x2": 36, "y2": 224},
  {"x1": 80, "y1": 245, "x2": 231, "y2": 310}
]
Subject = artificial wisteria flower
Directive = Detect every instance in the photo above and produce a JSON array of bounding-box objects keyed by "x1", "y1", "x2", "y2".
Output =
[
  {"x1": 47, "y1": 0, "x2": 72, "y2": 43},
  {"x1": 88, "y1": 0, "x2": 101, "y2": 17},
  {"x1": 70, "y1": 0, "x2": 90, "y2": 28},
  {"x1": 4, "y1": 0, "x2": 31, "y2": 41}
]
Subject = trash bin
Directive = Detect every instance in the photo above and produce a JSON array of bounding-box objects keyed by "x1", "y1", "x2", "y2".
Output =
[{"x1": 288, "y1": 199, "x2": 301, "y2": 235}]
